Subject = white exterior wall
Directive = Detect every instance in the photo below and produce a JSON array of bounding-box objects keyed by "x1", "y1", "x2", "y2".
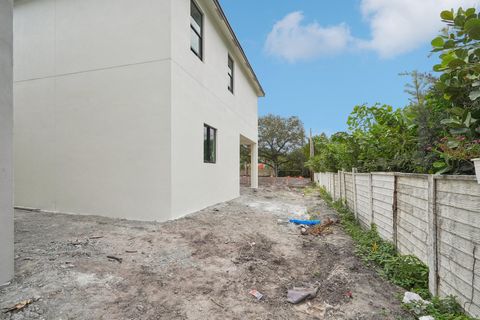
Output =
[
  {"x1": 0, "y1": 0, "x2": 14, "y2": 285},
  {"x1": 14, "y1": 0, "x2": 173, "y2": 221},
  {"x1": 169, "y1": 0, "x2": 259, "y2": 218},
  {"x1": 14, "y1": 0, "x2": 260, "y2": 221}
]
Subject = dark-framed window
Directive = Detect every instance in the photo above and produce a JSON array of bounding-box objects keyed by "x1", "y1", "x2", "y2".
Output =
[
  {"x1": 190, "y1": 0, "x2": 203, "y2": 60},
  {"x1": 228, "y1": 55, "x2": 234, "y2": 93},
  {"x1": 204, "y1": 124, "x2": 217, "y2": 163}
]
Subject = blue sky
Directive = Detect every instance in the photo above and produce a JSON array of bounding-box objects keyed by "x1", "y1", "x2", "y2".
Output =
[{"x1": 219, "y1": 0, "x2": 479, "y2": 135}]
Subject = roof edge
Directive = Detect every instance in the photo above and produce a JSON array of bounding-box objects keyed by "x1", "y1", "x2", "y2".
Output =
[{"x1": 212, "y1": 0, "x2": 265, "y2": 97}]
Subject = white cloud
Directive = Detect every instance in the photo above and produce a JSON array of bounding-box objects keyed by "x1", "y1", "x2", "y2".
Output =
[
  {"x1": 360, "y1": 0, "x2": 480, "y2": 58},
  {"x1": 265, "y1": 1, "x2": 480, "y2": 61},
  {"x1": 264, "y1": 11, "x2": 352, "y2": 62}
]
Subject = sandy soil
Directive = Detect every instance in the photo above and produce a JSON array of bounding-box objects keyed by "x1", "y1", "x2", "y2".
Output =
[{"x1": 0, "y1": 186, "x2": 413, "y2": 320}]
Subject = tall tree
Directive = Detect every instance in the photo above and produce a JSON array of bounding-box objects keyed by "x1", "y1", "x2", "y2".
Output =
[
  {"x1": 400, "y1": 71, "x2": 436, "y2": 106},
  {"x1": 401, "y1": 71, "x2": 442, "y2": 172},
  {"x1": 258, "y1": 114, "x2": 305, "y2": 176}
]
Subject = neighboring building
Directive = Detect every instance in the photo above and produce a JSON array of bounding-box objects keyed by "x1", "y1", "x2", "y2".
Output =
[
  {"x1": 0, "y1": 0, "x2": 14, "y2": 285},
  {"x1": 14, "y1": 0, "x2": 264, "y2": 221}
]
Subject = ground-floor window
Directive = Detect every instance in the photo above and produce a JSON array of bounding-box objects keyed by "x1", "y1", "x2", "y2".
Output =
[{"x1": 204, "y1": 124, "x2": 217, "y2": 163}]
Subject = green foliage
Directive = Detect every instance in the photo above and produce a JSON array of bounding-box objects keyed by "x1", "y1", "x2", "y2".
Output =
[
  {"x1": 305, "y1": 7, "x2": 480, "y2": 176},
  {"x1": 433, "y1": 7, "x2": 480, "y2": 107},
  {"x1": 406, "y1": 296, "x2": 477, "y2": 320},
  {"x1": 306, "y1": 104, "x2": 421, "y2": 173},
  {"x1": 431, "y1": 7, "x2": 480, "y2": 173},
  {"x1": 435, "y1": 136, "x2": 480, "y2": 174},
  {"x1": 347, "y1": 104, "x2": 417, "y2": 172},
  {"x1": 258, "y1": 114, "x2": 306, "y2": 176},
  {"x1": 304, "y1": 132, "x2": 359, "y2": 172}
]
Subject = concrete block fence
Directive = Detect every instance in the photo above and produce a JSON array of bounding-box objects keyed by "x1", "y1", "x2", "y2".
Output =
[{"x1": 314, "y1": 171, "x2": 480, "y2": 317}]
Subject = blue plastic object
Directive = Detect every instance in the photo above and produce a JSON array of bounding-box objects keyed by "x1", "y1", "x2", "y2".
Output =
[{"x1": 289, "y1": 219, "x2": 321, "y2": 226}]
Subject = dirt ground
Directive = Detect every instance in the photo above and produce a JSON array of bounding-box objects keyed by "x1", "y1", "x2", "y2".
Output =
[{"x1": 0, "y1": 186, "x2": 413, "y2": 320}]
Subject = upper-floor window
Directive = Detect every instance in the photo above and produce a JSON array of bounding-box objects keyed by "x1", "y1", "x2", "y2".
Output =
[
  {"x1": 190, "y1": 0, "x2": 203, "y2": 60},
  {"x1": 204, "y1": 124, "x2": 217, "y2": 163},
  {"x1": 228, "y1": 55, "x2": 234, "y2": 93}
]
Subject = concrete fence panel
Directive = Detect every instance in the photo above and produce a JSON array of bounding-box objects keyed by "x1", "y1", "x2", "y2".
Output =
[
  {"x1": 334, "y1": 173, "x2": 340, "y2": 201},
  {"x1": 372, "y1": 173, "x2": 395, "y2": 242},
  {"x1": 435, "y1": 177, "x2": 480, "y2": 316},
  {"x1": 396, "y1": 175, "x2": 429, "y2": 264},
  {"x1": 316, "y1": 171, "x2": 480, "y2": 318},
  {"x1": 344, "y1": 173, "x2": 354, "y2": 211},
  {"x1": 355, "y1": 174, "x2": 371, "y2": 229}
]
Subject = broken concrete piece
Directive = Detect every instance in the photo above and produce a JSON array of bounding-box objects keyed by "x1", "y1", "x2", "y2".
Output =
[
  {"x1": 402, "y1": 292, "x2": 430, "y2": 305},
  {"x1": 287, "y1": 287, "x2": 319, "y2": 304},
  {"x1": 249, "y1": 289, "x2": 264, "y2": 300},
  {"x1": 419, "y1": 316, "x2": 435, "y2": 320}
]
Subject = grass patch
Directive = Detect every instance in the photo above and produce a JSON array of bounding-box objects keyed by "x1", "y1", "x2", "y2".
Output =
[{"x1": 316, "y1": 186, "x2": 478, "y2": 320}]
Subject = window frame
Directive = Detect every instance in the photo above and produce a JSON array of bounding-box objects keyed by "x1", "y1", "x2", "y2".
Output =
[
  {"x1": 203, "y1": 124, "x2": 217, "y2": 164},
  {"x1": 228, "y1": 55, "x2": 234, "y2": 93},
  {"x1": 190, "y1": 0, "x2": 203, "y2": 60}
]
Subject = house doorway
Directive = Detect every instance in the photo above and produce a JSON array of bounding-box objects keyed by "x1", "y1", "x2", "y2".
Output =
[{"x1": 240, "y1": 135, "x2": 258, "y2": 188}]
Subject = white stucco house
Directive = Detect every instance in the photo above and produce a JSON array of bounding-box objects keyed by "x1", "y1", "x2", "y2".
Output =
[
  {"x1": 13, "y1": 0, "x2": 264, "y2": 221},
  {"x1": 0, "y1": 0, "x2": 14, "y2": 286}
]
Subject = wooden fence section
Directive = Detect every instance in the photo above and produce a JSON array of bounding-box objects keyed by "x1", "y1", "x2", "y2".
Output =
[{"x1": 315, "y1": 171, "x2": 480, "y2": 317}]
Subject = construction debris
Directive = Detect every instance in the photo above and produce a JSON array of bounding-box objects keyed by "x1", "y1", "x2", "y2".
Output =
[
  {"x1": 402, "y1": 291, "x2": 430, "y2": 305},
  {"x1": 289, "y1": 219, "x2": 321, "y2": 226},
  {"x1": 306, "y1": 218, "x2": 337, "y2": 236},
  {"x1": 107, "y1": 255, "x2": 123, "y2": 263},
  {"x1": 249, "y1": 289, "x2": 264, "y2": 301},
  {"x1": 287, "y1": 286, "x2": 319, "y2": 304},
  {"x1": 2, "y1": 187, "x2": 412, "y2": 319},
  {"x1": 3, "y1": 298, "x2": 36, "y2": 313},
  {"x1": 210, "y1": 298, "x2": 225, "y2": 309}
]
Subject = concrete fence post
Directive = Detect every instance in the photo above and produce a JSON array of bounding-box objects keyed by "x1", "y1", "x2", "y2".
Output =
[
  {"x1": 392, "y1": 174, "x2": 399, "y2": 250},
  {"x1": 332, "y1": 173, "x2": 336, "y2": 200},
  {"x1": 338, "y1": 170, "x2": 342, "y2": 201},
  {"x1": 352, "y1": 168, "x2": 358, "y2": 221},
  {"x1": 342, "y1": 171, "x2": 347, "y2": 204},
  {"x1": 369, "y1": 173, "x2": 374, "y2": 227},
  {"x1": 330, "y1": 173, "x2": 333, "y2": 195},
  {"x1": 427, "y1": 175, "x2": 439, "y2": 296},
  {"x1": 338, "y1": 171, "x2": 342, "y2": 201},
  {"x1": 329, "y1": 173, "x2": 333, "y2": 197}
]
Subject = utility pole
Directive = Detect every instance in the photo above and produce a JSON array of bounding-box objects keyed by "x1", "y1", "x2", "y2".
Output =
[{"x1": 309, "y1": 129, "x2": 314, "y2": 181}]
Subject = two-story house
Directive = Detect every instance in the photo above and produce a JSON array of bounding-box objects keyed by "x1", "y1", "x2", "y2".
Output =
[
  {"x1": 0, "y1": 0, "x2": 14, "y2": 286},
  {"x1": 13, "y1": 0, "x2": 264, "y2": 221}
]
